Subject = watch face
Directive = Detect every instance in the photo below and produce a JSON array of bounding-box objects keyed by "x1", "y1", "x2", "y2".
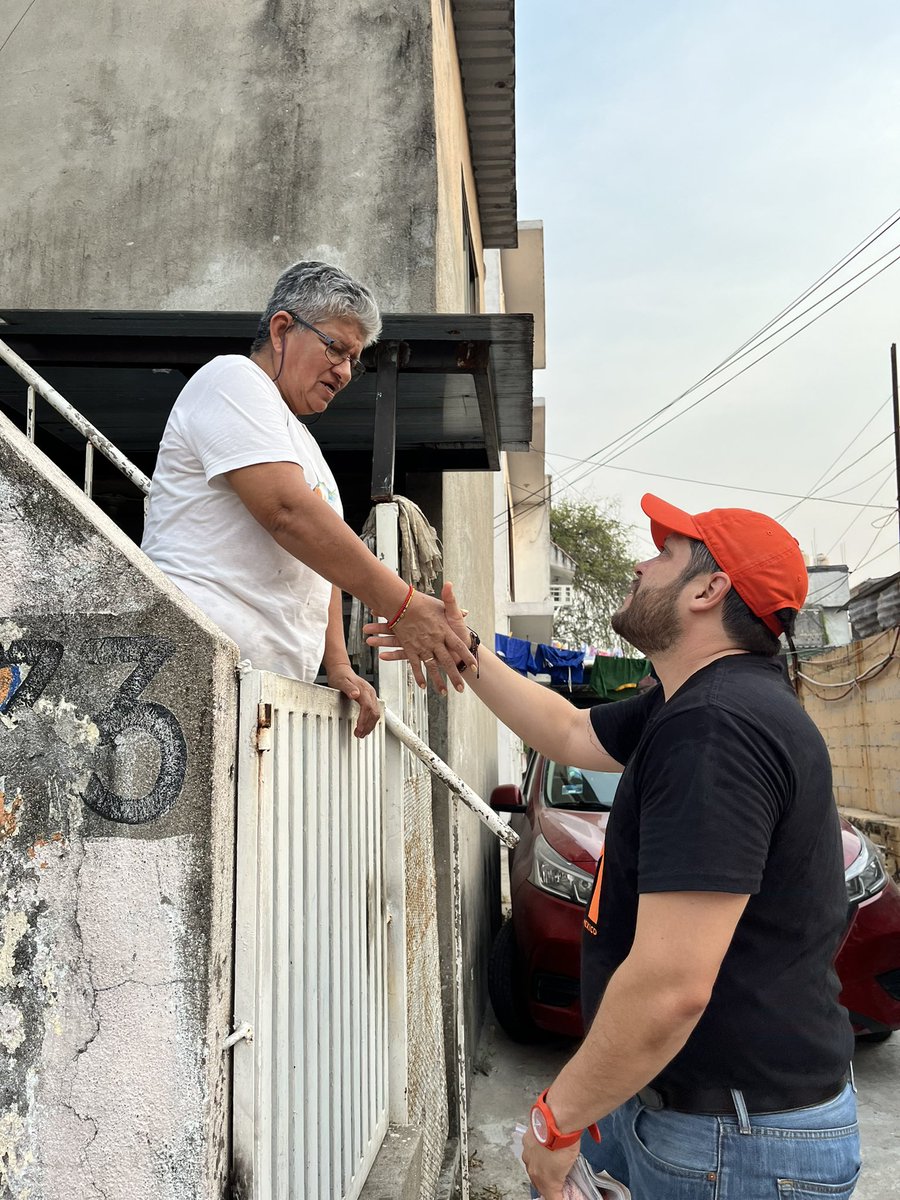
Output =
[{"x1": 531, "y1": 1105, "x2": 549, "y2": 1145}]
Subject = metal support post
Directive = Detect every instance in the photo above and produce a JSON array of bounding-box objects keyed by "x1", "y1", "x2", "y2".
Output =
[
  {"x1": 375, "y1": 502, "x2": 411, "y2": 1124},
  {"x1": 891, "y1": 343, "x2": 900, "y2": 551},
  {"x1": 84, "y1": 441, "x2": 94, "y2": 497},
  {"x1": 371, "y1": 342, "x2": 399, "y2": 502},
  {"x1": 451, "y1": 798, "x2": 471, "y2": 1200},
  {"x1": 26, "y1": 386, "x2": 36, "y2": 442}
]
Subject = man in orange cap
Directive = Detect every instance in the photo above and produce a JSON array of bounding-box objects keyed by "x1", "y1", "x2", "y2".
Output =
[{"x1": 369, "y1": 494, "x2": 860, "y2": 1200}]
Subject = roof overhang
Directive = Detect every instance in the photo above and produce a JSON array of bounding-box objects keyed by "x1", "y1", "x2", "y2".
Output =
[
  {"x1": 452, "y1": 0, "x2": 518, "y2": 249},
  {"x1": 0, "y1": 310, "x2": 534, "y2": 485}
]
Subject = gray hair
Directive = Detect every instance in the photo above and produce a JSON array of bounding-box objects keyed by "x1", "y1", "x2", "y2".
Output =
[{"x1": 251, "y1": 260, "x2": 382, "y2": 352}]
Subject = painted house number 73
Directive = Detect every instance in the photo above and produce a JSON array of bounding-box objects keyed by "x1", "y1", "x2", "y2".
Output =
[{"x1": 0, "y1": 635, "x2": 187, "y2": 825}]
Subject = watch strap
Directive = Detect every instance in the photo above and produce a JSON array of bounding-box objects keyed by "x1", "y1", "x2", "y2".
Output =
[{"x1": 530, "y1": 1089, "x2": 601, "y2": 1151}]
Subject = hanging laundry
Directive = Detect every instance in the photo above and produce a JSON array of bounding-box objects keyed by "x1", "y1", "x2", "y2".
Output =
[
  {"x1": 494, "y1": 633, "x2": 535, "y2": 675},
  {"x1": 534, "y1": 644, "x2": 585, "y2": 689},
  {"x1": 589, "y1": 655, "x2": 652, "y2": 701}
]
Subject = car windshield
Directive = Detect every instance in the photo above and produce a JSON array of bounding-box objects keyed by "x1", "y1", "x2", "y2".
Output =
[{"x1": 544, "y1": 760, "x2": 619, "y2": 811}]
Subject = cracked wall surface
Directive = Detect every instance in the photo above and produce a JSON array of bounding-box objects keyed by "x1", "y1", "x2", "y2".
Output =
[
  {"x1": 0, "y1": 415, "x2": 238, "y2": 1200},
  {"x1": 0, "y1": 0, "x2": 437, "y2": 314}
]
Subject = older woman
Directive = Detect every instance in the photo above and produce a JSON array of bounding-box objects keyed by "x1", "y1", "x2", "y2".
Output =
[{"x1": 142, "y1": 260, "x2": 473, "y2": 735}]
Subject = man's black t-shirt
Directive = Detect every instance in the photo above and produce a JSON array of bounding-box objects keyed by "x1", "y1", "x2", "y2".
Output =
[{"x1": 584, "y1": 654, "x2": 853, "y2": 1095}]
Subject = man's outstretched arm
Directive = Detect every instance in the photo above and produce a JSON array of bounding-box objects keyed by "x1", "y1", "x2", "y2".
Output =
[{"x1": 367, "y1": 580, "x2": 625, "y2": 770}]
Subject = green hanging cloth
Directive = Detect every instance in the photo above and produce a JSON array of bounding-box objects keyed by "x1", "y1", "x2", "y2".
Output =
[{"x1": 589, "y1": 655, "x2": 652, "y2": 701}]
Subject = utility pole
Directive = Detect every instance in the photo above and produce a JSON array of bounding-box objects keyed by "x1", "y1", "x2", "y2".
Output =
[{"x1": 892, "y1": 343, "x2": 900, "y2": 551}]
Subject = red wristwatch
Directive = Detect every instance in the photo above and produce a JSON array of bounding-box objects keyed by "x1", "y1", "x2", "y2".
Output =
[{"x1": 529, "y1": 1089, "x2": 601, "y2": 1151}]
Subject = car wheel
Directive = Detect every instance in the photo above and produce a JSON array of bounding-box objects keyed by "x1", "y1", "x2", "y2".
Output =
[
  {"x1": 855, "y1": 1029, "x2": 893, "y2": 1044},
  {"x1": 488, "y1": 920, "x2": 549, "y2": 1044}
]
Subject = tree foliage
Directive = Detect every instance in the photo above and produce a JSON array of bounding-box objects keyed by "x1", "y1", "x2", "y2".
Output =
[{"x1": 550, "y1": 499, "x2": 635, "y2": 650}]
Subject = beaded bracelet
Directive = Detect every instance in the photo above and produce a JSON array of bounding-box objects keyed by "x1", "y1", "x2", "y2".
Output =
[
  {"x1": 457, "y1": 628, "x2": 480, "y2": 678},
  {"x1": 386, "y1": 582, "x2": 415, "y2": 630}
]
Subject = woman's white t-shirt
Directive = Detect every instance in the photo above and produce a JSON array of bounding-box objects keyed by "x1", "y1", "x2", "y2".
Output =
[{"x1": 142, "y1": 355, "x2": 342, "y2": 682}]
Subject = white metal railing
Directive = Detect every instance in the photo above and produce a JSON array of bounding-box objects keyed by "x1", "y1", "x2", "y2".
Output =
[
  {"x1": 0, "y1": 336, "x2": 151, "y2": 498},
  {"x1": 384, "y1": 708, "x2": 516, "y2": 848},
  {"x1": 233, "y1": 671, "x2": 389, "y2": 1200}
]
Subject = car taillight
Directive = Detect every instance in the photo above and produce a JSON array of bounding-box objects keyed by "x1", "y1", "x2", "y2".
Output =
[
  {"x1": 529, "y1": 833, "x2": 594, "y2": 906},
  {"x1": 845, "y1": 829, "x2": 888, "y2": 905}
]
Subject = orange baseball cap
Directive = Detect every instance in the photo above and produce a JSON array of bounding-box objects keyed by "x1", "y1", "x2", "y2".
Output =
[{"x1": 640, "y1": 494, "x2": 808, "y2": 635}]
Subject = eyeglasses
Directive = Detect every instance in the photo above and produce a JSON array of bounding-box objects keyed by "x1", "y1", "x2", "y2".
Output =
[{"x1": 291, "y1": 314, "x2": 366, "y2": 381}]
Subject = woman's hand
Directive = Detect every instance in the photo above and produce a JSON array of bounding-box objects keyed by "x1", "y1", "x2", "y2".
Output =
[
  {"x1": 326, "y1": 664, "x2": 381, "y2": 738},
  {"x1": 364, "y1": 582, "x2": 474, "y2": 693}
]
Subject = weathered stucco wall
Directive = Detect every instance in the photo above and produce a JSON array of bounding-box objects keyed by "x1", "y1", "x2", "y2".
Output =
[
  {"x1": 420, "y1": 469, "x2": 499, "y2": 1108},
  {"x1": 796, "y1": 630, "x2": 900, "y2": 876},
  {"x1": 432, "y1": 0, "x2": 485, "y2": 313},
  {"x1": 440, "y1": 471, "x2": 501, "y2": 1041},
  {"x1": 0, "y1": 416, "x2": 238, "y2": 1199},
  {"x1": 0, "y1": 0, "x2": 438, "y2": 312}
]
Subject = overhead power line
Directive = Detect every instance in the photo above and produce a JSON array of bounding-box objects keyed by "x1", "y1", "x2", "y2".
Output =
[
  {"x1": 786, "y1": 432, "x2": 892, "y2": 500},
  {"x1": 0, "y1": 0, "x2": 39, "y2": 58},
  {"x1": 821, "y1": 457, "x2": 897, "y2": 499},
  {"x1": 719, "y1": 206, "x2": 900, "y2": 369},
  {"x1": 545, "y1": 203, "x2": 900, "y2": 498},
  {"x1": 824, "y1": 465, "x2": 896, "y2": 558},
  {"x1": 778, "y1": 397, "x2": 892, "y2": 521},
  {"x1": 494, "y1": 203, "x2": 900, "y2": 554},
  {"x1": 559, "y1": 243, "x2": 900, "y2": 495},
  {"x1": 539, "y1": 453, "x2": 896, "y2": 511},
  {"x1": 494, "y1": 209, "x2": 900, "y2": 527}
]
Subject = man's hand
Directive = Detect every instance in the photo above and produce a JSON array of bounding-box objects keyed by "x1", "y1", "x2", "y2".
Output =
[
  {"x1": 364, "y1": 582, "x2": 475, "y2": 694},
  {"x1": 521, "y1": 1125, "x2": 580, "y2": 1200},
  {"x1": 326, "y1": 664, "x2": 381, "y2": 738}
]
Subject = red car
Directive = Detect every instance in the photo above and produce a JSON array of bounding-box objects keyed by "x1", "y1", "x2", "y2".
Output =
[{"x1": 489, "y1": 750, "x2": 900, "y2": 1044}]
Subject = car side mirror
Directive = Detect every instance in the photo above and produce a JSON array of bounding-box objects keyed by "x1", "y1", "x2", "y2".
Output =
[{"x1": 490, "y1": 784, "x2": 526, "y2": 812}]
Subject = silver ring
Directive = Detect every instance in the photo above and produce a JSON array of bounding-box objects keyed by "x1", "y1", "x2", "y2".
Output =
[{"x1": 422, "y1": 656, "x2": 435, "y2": 663}]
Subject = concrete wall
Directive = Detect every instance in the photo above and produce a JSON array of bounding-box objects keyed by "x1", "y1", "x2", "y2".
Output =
[
  {"x1": 428, "y1": 0, "x2": 502, "y2": 1147},
  {"x1": 432, "y1": 0, "x2": 484, "y2": 313},
  {"x1": 1, "y1": 0, "x2": 439, "y2": 312},
  {"x1": 441, "y1": 470, "x2": 501, "y2": 1042},
  {"x1": 796, "y1": 630, "x2": 900, "y2": 877},
  {"x1": 500, "y1": 222, "x2": 546, "y2": 368},
  {"x1": 0, "y1": 416, "x2": 238, "y2": 1199},
  {"x1": 504, "y1": 402, "x2": 553, "y2": 645}
]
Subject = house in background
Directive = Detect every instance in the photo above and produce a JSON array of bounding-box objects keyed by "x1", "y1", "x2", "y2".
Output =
[
  {"x1": 550, "y1": 540, "x2": 579, "y2": 620},
  {"x1": 794, "y1": 561, "x2": 852, "y2": 649},
  {"x1": 0, "y1": 3, "x2": 543, "y2": 1198},
  {"x1": 849, "y1": 571, "x2": 900, "y2": 640},
  {"x1": 489, "y1": 223, "x2": 550, "y2": 784},
  {"x1": 495, "y1": 396, "x2": 554, "y2": 648}
]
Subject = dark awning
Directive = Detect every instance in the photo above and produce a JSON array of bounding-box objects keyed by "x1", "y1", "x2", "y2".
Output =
[
  {"x1": 452, "y1": 0, "x2": 518, "y2": 249},
  {"x1": 0, "y1": 310, "x2": 534, "y2": 487}
]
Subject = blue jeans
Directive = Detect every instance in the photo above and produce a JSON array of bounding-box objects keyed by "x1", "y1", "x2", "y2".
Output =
[{"x1": 575, "y1": 1084, "x2": 860, "y2": 1199}]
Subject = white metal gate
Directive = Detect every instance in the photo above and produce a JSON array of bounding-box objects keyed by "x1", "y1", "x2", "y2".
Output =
[{"x1": 232, "y1": 671, "x2": 388, "y2": 1200}]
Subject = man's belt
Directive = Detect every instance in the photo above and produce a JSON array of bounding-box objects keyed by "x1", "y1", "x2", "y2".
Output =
[{"x1": 636, "y1": 1076, "x2": 848, "y2": 1117}]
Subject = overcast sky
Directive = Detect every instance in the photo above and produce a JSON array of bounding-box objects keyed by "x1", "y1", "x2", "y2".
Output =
[{"x1": 515, "y1": 0, "x2": 900, "y2": 584}]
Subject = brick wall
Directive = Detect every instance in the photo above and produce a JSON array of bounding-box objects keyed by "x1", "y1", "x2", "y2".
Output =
[{"x1": 795, "y1": 628, "x2": 900, "y2": 878}]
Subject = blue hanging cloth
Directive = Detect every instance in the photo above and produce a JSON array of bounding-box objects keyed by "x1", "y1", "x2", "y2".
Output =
[
  {"x1": 534, "y1": 645, "x2": 585, "y2": 689},
  {"x1": 494, "y1": 633, "x2": 533, "y2": 675}
]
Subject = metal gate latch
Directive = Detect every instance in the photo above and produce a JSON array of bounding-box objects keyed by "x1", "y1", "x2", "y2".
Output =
[{"x1": 223, "y1": 1021, "x2": 254, "y2": 1050}]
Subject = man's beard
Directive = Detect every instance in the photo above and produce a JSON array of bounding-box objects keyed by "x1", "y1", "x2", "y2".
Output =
[{"x1": 611, "y1": 577, "x2": 683, "y2": 657}]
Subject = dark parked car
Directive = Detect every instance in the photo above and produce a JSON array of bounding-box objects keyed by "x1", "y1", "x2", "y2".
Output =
[{"x1": 489, "y1": 750, "x2": 900, "y2": 1043}]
